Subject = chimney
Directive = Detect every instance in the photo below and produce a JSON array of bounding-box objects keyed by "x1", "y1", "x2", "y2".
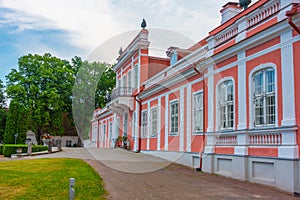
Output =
[{"x1": 220, "y1": 2, "x2": 242, "y2": 24}]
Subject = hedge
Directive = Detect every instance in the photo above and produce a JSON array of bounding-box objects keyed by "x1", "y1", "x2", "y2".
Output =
[
  {"x1": 0, "y1": 145, "x2": 3, "y2": 155},
  {"x1": 3, "y1": 144, "x2": 48, "y2": 157}
]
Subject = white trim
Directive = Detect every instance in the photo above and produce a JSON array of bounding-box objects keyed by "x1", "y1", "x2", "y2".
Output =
[
  {"x1": 238, "y1": 51, "x2": 247, "y2": 129},
  {"x1": 179, "y1": 88, "x2": 184, "y2": 151},
  {"x1": 147, "y1": 102, "x2": 150, "y2": 150},
  {"x1": 215, "y1": 77, "x2": 236, "y2": 132},
  {"x1": 248, "y1": 63, "x2": 279, "y2": 129},
  {"x1": 157, "y1": 98, "x2": 161, "y2": 151},
  {"x1": 186, "y1": 85, "x2": 192, "y2": 152},
  {"x1": 165, "y1": 95, "x2": 169, "y2": 151},
  {"x1": 207, "y1": 65, "x2": 214, "y2": 132},
  {"x1": 280, "y1": 30, "x2": 296, "y2": 126}
]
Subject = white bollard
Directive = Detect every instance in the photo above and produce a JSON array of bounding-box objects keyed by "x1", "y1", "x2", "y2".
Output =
[{"x1": 69, "y1": 178, "x2": 75, "y2": 200}]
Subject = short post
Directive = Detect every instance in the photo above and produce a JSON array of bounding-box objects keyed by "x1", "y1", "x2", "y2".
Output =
[
  {"x1": 69, "y1": 178, "x2": 75, "y2": 200},
  {"x1": 48, "y1": 139, "x2": 52, "y2": 153},
  {"x1": 27, "y1": 142, "x2": 32, "y2": 156},
  {"x1": 58, "y1": 139, "x2": 62, "y2": 151}
]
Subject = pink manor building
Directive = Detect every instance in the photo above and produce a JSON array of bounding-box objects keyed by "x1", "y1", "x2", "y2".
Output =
[{"x1": 89, "y1": 0, "x2": 300, "y2": 193}]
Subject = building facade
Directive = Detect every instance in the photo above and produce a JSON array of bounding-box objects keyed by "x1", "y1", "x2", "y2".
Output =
[{"x1": 90, "y1": 0, "x2": 300, "y2": 193}]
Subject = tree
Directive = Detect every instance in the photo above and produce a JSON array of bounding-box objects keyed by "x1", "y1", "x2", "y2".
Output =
[
  {"x1": 6, "y1": 53, "x2": 79, "y2": 141},
  {"x1": 4, "y1": 101, "x2": 19, "y2": 144},
  {"x1": 95, "y1": 67, "x2": 116, "y2": 108},
  {"x1": 0, "y1": 80, "x2": 7, "y2": 143},
  {"x1": 72, "y1": 61, "x2": 115, "y2": 141},
  {"x1": 0, "y1": 109, "x2": 7, "y2": 143}
]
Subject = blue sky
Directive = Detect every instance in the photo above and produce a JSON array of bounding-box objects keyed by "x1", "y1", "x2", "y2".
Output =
[{"x1": 0, "y1": 0, "x2": 258, "y2": 84}]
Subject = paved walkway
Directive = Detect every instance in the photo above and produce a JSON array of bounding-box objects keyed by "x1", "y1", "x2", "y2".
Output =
[{"x1": 4, "y1": 148, "x2": 298, "y2": 200}]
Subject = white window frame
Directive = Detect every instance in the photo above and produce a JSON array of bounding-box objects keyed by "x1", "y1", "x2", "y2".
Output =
[
  {"x1": 218, "y1": 79, "x2": 235, "y2": 130},
  {"x1": 249, "y1": 63, "x2": 278, "y2": 128},
  {"x1": 109, "y1": 122, "x2": 112, "y2": 141},
  {"x1": 216, "y1": 77, "x2": 235, "y2": 131},
  {"x1": 128, "y1": 70, "x2": 132, "y2": 89},
  {"x1": 134, "y1": 65, "x2": 139, "y2": 89},
  {"x1": 170, "y1": 100, "x2": 179, "y2": 135},
  {"x1": 103, "y1": 124, "x2": 106, "y2": 141},
  {"x1": 150, "y1": 107, "x2": 158, "y2": 137},
  {"x1": 193, "y1": 91, "x2": 204, "y2": 134},
  {"x1": 132, "y1": 112, "x2": 136, "y2": 138},
  {"x1": 141, "y1": 110, "x2": 148, "y2": 138}
]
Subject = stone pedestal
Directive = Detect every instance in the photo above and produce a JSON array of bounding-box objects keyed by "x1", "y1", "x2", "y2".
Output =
[{"x1": 27, "y1": 142, "x2": 32, "y2": 156}]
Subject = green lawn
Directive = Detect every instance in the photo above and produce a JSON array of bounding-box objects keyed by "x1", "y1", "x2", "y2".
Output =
[{"x1": 0, "y1": 158, "x2": 107, "y2": 200}]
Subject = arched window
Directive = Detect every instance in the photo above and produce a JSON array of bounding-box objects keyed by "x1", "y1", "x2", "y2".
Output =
[
  {"x1": 218, "y1": 80, "x2": 234, "y2": 129},
  {"x1": 253, "y1": 68, "x2": 275, "y2": 126}
]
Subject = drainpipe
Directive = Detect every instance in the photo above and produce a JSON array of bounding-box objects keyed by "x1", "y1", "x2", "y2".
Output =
[
  {"x1": 193, "y1": 62, "x2": 206, "y2": 171},
  {"x1": 134, "y1": 96, "x2": 142, "y2": 152},
  {"x1": 133, "y1": 85, "x2": 145, "y2": 153},
  {"x1": 286, "y1": 3, "x2": 300, "y2": 35}
]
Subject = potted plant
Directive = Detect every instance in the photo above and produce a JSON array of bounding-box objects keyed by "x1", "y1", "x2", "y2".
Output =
[
  {"x1": 122, "y1": 136, "x2": 128, "y2": 149},
  {"x1": 115, "y1": 136, "x2": 123, "y2": 147}
]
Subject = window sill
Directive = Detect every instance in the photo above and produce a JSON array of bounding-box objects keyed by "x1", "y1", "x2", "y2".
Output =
[
  {"x1": 192, "y1": 131, "x2": 204, "y2": 135},
  {"x1": 169, "y1": 133, "x2": 178, "y2": 136}
]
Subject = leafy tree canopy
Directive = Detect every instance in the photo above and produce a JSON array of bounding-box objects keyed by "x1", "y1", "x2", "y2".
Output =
[{"x1": 6, "y1": 53, "x2": 79, "y2": 137}]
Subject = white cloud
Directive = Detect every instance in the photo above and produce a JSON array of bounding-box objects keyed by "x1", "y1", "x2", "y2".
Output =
[{"x1": 0, "y1": 0, "x2": 259, "y2": 60}]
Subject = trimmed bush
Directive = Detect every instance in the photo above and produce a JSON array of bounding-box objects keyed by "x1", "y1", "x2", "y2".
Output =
[
  {"x1": 0, "y1": 144, "x2": 3, "y2": 155},
  {"x1": 3, "y1": 144, "x2": 27, "y2": 157},
  {"x1": 3, "y1": 144, "x2": 48, "y2": 157}
]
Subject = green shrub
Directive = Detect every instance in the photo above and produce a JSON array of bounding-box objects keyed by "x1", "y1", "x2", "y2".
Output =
[
  {"x1": 32, "y1": 145, "x2": 48, "y2": 152},
  {"x1": 3, "y1": 144, "x2": 27, "y2": 157},
  {"x1": 0, "y1": 145, "x2": 3, "y2": 155},
  {"x1": 3, "y1": 144, "x2": 48, "y2": 157}
]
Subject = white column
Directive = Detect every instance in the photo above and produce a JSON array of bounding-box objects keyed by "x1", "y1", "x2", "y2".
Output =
[
  {"x1": 179, "y1": 88, "x2": 185, "y2": 152},
  {"x1": 157, "y1": 97, "x2": 161, "y2": 151},
  {"x1": 147, "y1": 101, "x2": 150, "y2": 150},
  {"x1": 165, "y1": 95, "x2": 169, "y2": 151},
  {"x1": 238, "y1": 51, "x2": 247, "y2": 130},
  {"x1": 207, "y1": 65, "x2": 214, "y2": 132},
  {"x1": 134, "y1": 103, "x2": 139, "y2": 152},
  {"x1": 281, "y1": 30, "x2": 296, "y2": 126},
  {"x1": 186, "y1": 85, "x2": 192, "y2": 152}
]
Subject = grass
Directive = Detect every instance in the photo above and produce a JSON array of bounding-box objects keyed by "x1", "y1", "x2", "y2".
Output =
[{"x1": 0, "y1": 158, "x2": 107, "y2": 200}]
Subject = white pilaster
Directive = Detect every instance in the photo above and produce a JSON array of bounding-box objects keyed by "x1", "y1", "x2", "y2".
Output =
[
  {"x1": 165, "y1": 95, "x2": 169, "y2": 151},
  {"x1": 157, "y1": 97, "x2": 161, "y2": 151},
  {"x1": 147, "y1": 101, "x2": 150, "y2": 150},
  {"x1": 238, "y1": 51, "x2": 247, "y2": 130},
  {"x1": 278, "y1": 130, "x2": 298, "y2": 159},
  {"x1": 207, "y1": 65, "x2": 214, "y2": 132},
  {"x1": 134, "y1": 103, "x2": 139, "y2": 151},
  {"x1": 234, "y1": 133, "x2": 249, "y2": 155},
  {"x1": 281, "y1": 30, "x2": 296, "y2": 126},
  {"x1": 179, "y1": 88, "x2": 185, "y2": 152},
  {"x1": 186, "y1": 85, "x2": 192, "y2": 152}
]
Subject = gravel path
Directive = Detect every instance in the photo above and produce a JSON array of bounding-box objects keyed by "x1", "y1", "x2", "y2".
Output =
[{"x1": 1, "y1": 148, "x2": 297, "y2": 200}]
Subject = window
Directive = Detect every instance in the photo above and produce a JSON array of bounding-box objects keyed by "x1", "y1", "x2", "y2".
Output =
[
  {"x1": 128, "y1": 71, "x2": 132, "y2": 88},
  {"x1": 253, "y1": 68, "x2": 275, "y2": 126},
  {"x1": 151, "y1": 107, "x2": 158, "y2": 137},
  {"x1": 123, "y1": 74, "x2": 127, "y2": 88},
  {"x1": 218, "y1": 80, "x2": 234, "y2": 129},
  {"x1": 103, "y1": 124, "x2": 106, "y2": 141},
  {"x1": 123, "y1": 113, "x2": 128, "y2": 137},
  {"x1": 132, "y1": 112, "x2": 136, "y2": 137},
  {"x1": 109, "y1": 122, "x2": 112, "y2": 140},
  {"x1": 141, "y1": 111, "x2": 148, "y2": 137},
  {"x1": 170, "y1": 101, "x2": 179, "y2": 134},
  {"x1": 170, "y1": 52, "x2": 177, "y2": 65},
  {"x1": 66, "y1": 140, "x2": 72, "y2": 147},
  {"x1": 193, "y1": 92, "x2": 203, "y2": 132},
  {"x1": 134, "y1": 65, "x2": 138, "y2": 89}
]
